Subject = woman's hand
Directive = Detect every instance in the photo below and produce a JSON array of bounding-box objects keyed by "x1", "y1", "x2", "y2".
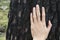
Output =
[{"x1": 30, "y1": 4, "x2": 52, "y2": 40}]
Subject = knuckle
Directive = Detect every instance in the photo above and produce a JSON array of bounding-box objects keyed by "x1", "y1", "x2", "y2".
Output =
[
  {"x1": 33, "y1": 16, "x2": 36, "y2": 18},
  {"x1": 42, "y1": 14, "x2": 45, "y2": 17}
]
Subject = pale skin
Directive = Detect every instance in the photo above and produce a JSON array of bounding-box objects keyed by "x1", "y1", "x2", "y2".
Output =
[{"x1": 30, "y1": 4, "x2": 52, "y2": 40}]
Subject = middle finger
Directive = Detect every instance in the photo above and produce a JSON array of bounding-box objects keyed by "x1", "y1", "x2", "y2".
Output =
[{"x1": 36, "y1": 5, "x2": 41, "y2": 22}]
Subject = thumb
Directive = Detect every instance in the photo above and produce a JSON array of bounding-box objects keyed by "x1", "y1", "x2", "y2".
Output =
[{"x1": 48, "y1": 20, "x2": 52, "y2": 32}]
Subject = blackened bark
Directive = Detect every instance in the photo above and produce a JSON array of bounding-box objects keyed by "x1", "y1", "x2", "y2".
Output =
[
  {"x1": 55, "y1": 0, "x2": 60, "y2": 40},
  {"x1": 6, "y1": 0, "x2": 60, "y2": 40}
]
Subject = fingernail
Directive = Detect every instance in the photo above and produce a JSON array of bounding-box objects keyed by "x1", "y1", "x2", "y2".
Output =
[
  {"x1": 36, "y1": 4, "x2": 39, "y2": 7},
  {"x1": 42, "y1": 7, "x2": 44, "y2": 9}
]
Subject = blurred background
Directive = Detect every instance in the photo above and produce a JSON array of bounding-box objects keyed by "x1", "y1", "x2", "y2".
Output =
[{"x1": 0, "y1": 0, "x2": 10, "y2": 40}]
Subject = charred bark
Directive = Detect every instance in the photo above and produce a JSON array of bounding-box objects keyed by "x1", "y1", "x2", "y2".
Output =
[{"x1": 6, "y1": 0, "x2": 60, "y2": 40}]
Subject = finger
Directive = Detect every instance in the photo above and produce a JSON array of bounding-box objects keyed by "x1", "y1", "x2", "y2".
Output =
[
  {"x1": 42, "y1": 7, "x2": 46, "y2": 24},
  {"x1": 48, "y1": 20, "x2": 52, "y2": 31},
  {"x1": 30, "y1": 13, "x2": 34, "y2": 24},
  {"x1": 36, "y1": 4, "x2": 40, "y2": 21},
  {"x1": 33, "y1": 7, "x2": 37, "y2": 23}
]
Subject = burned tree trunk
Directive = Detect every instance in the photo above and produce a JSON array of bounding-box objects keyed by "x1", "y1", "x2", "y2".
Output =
[
  {"x1": 6, "y1": 0, "x2": 32, "y2": 40},
  {"x1": 6, "y1": 0, "x2": 60, "y2": 40}
]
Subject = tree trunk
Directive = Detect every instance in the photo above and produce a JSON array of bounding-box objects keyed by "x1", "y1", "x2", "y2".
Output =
[{"x1": 6, "y1": 0, "x2": 60, "y2": 40}]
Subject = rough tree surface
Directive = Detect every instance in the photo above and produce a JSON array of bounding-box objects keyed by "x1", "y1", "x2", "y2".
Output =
[{"x1": 6, "y1": 0, "x2": 60, "y2": 40}]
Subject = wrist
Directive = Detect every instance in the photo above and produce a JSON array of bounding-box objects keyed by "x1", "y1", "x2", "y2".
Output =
[{"x1": 33, "y1": 37, "x2": 46, "y2": 40}]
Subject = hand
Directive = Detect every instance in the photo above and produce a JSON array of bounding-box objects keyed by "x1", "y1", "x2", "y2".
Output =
[{"x1": 30, "y1": 4, "x2": 52, "y2": 40}]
